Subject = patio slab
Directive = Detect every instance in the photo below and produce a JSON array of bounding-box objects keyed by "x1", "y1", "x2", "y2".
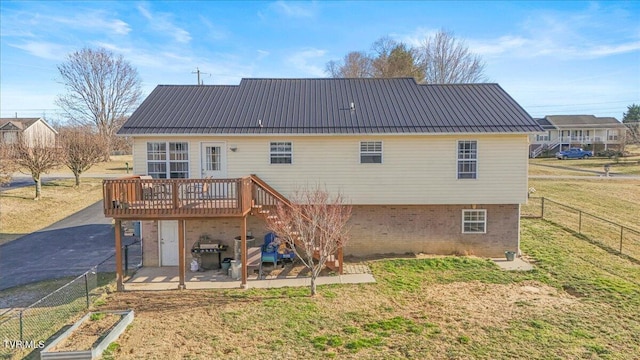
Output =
[
  {"x1": 124, "y1": 266, "x2": 375, "y2": 291},
  {"x1": 492, "y1": 257, "x2": 534, "y2": 271}
]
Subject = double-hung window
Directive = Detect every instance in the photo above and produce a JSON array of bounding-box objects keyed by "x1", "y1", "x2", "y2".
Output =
[
  {"x1": 457, "y1": 140, "x2": 477, "y2": 179},
  {"x1": 270, "y1": 142, "x2": 292, "y2": 164},
  {"x1": 147, "y1": 142, "x2": 189, "y2": 178},
  {"x1": 360, "y1": 141, "x2": 382, "y2": 163},
  {"x1": 462, "y1": 209, "x2": 486, "y2": 234}
]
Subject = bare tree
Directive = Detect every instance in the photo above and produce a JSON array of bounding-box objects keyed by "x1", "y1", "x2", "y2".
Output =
[
  {"x1": 418, "y1": 29, "x2": 487, "y2": 84},
  {"x1": 109, "y1": 116, "x2": 133, "y2": 154},
  {"x1": 59, "y1": 126, "x2": 105, "y2": 186},
  {"x1": 12, "y1": 135, "x2": 63, "y2": 200},
  {"x1": 56, "y1": 47, "x2": 142, "y2": 161},
  {"x1": 263, "y1": 188, "x2": 351, "y2": 296},
  {"x1": 0, "y1": 142, "x2": 18, "y2": 186},
  {"x1": 326, "y1": 51, "x2": 373, "y2": 78}
]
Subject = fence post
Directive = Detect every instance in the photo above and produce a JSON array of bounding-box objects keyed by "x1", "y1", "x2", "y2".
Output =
[
  {"x1": 578, "y1": 211, "x2": 582, "y2": 234},
  {"x1": 620, "y1": 226, "x2": 624, "y2": 254},
  {"x1": 541, "y1": 197, "x2": 545, "y2": 218},
  {"x1": 125, "y1": 244, "x2": 129, "y2": 273},
  {"x1": 84, "y1": 272, "x2": 90, "y2": 308},
  {"x1": 19, "y1": 310, "x2": 23, "y2": 341}
]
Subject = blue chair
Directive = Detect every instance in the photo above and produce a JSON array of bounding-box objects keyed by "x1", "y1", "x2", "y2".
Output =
[
  {"x1": 259, "y1": 234, "x2": 279, "y2": 279},
  {"x1": 259, "y1": 232, "x2": 296, "y2": 279}
]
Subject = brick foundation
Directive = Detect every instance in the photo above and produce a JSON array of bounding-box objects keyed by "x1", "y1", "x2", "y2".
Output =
[
  {"x1": 140, "y1": 204, "x2": 520, "y2": 264},
  {"x1": 346, "y1": 204, "x2": 519, "y2": 257}
]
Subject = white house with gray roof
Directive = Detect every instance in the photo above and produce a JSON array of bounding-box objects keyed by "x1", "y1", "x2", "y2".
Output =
[
  {"x1": 529, "y1": 115, "x2": 627, "y2": 157},
  {"x1": 104, "y1": 78, "x2": 542, "y2": 288}
]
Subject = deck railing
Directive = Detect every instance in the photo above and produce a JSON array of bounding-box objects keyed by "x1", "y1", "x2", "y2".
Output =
[{"x1": 103, "y1": 177, "x2": 249, "y2": 218}]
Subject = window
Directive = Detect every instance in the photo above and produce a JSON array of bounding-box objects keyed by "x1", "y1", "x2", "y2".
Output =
[
  {"x1": 147, "y1": 142, "x2": 189, "y2": 178},
  {"x1": 462, "y1": 209, "x2": 486, "y2": 234},
  {"x1": 608, "y1": 130, "x2": 619, "y2": 141},
  {"x1": 360, "y1": 141, "x2": 382, "y2": 163},
  {"x1": 270, "y1": 142, "x2": 292, "y2": 164},
  {"x1": 457, "y1": 140, "x2": 477, "y2": 179},
  {"x1": 536, "y1": 132, "x2": 550, "y2": 142}
]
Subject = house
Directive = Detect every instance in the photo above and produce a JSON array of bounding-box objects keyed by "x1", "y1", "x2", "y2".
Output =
[
  {"x1": 529, "y1": 115, "x2": 627, "y2": 158},
  {"x1": 103, "y1": 78, "x2": 543, "y2": 290},
  {"x1": 0, "y1": 117, "x2": 58, "y2": 146}
]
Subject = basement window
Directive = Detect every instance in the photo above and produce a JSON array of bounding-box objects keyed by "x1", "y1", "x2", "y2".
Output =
[{"x1": 462, "y1": 209, "x2": 486, "y2": 234}]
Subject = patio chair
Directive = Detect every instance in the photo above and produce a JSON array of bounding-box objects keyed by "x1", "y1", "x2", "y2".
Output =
[{"x1": 259, "y1": 245, "x2": 278, "y2": 279}]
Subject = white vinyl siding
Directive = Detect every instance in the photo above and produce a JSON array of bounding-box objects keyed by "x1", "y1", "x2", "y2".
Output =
[
  {"x1": 132, "y1": 134, "x2": 529, "y2": 205},
  {"x1": 457, "y1": 140, "x2": 477, "y2": 179},
  {"x1": 270, "y1": 142, "x2": 292, "y2": 164},
  {"x1": 146, "y1": 142, "x2": 189, "y2": 178},
  {"x1": 360, "y1": 141, "x2": 382, "y2": 163},
  {"x1": 462, "y1": 209, "x2": 486, "y2": 233}
]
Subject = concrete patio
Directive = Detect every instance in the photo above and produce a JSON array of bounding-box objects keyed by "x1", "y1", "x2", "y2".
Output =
[{"x1": 124, "y1": 264, "x2": 376, "y2": 291}]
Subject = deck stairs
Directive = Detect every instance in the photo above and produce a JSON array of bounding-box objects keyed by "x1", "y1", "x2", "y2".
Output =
[{"x1": 249, "y1": 175, "x2": 343, "y2": 273}]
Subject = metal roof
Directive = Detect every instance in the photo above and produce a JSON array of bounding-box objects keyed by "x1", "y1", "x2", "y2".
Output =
[{"x1": 119, "y1": 78, "x2": 542, "y2": 135}]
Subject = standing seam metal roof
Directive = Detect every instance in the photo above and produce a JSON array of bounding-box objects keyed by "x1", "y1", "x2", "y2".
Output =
[{"x1": 119, "y1": 78, "x2": 542, "y2": 135}]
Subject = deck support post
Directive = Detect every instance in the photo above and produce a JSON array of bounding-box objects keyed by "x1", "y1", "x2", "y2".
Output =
[
  {"x1": 115, "y1": 219, "x2": 124, "y2": 291},
  {"x1": 241, "y1": 215, "x2": 248, "y2": 289},
  {"x1": 178, "y1": 219, "x2": 186, "y2": 290}
]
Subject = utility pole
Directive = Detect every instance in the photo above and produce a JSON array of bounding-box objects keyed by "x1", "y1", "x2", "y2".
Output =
[{"x1": 192, "y1": 67, "x2": 210, "y2": 85}]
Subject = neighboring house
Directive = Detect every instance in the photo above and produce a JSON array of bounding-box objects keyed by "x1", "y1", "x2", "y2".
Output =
[
  {"x1": 529, "y1": 115, "x2": 627, "y2": 157},
  {"x1": 0, "y1": 117, "x2": 58, "y2": 146},
  {"x1": 103, "y1": 78, "x2": 542, "y2": 289}
]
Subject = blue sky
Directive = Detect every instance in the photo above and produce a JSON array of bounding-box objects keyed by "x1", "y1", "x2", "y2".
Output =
[{"x1": 1, "y1": 1, "x2": 639, "y2": 120}]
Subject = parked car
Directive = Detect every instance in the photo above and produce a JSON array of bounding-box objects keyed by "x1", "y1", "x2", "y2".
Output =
[{"x1": 555, "y1": 148, "x2": 593, "y2": 159}]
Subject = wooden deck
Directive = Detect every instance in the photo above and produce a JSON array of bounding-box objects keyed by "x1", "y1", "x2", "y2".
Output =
[
  {"x1": 105, "y1": 174, "x2": 344, "y2": 290},
  {"x1": 103, "y1": 177, "x2": 252, "y2": 219}
]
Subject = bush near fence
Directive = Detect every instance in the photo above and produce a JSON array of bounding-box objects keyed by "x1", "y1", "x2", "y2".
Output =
[{"x1": 524, "y1": 197, "x2": 640, "y2": 262}]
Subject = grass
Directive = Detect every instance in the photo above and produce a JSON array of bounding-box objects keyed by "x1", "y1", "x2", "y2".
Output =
[
  {"x1": 527, "y1": 178, "x2": 640, "y2": 229},
  {"x1": 0, "y1": 178, "x2": 105, "y2": 245},
  {"x1": 0, "y1": 155, "x2": 131, "y2": 245},
  {"x1": 81, "y1": 218, "x2": 638, "y2": 359}
]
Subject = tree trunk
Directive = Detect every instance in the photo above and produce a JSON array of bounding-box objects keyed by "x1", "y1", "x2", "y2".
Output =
[
  {"x1": 74, "y1": 172, "x2": 81, "y2": 187},
  {"x1": 34, "y1": 177, "x2": 41, "y2": 200},
  {"x1": 310, "y1": 276, "x2": 317, "y2": 296}
]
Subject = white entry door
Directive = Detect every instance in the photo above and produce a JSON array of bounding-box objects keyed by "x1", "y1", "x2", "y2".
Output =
[
  {"x1": 201, "y1": 142, "x2": 227, "y2": 178},
  {"x1": 160, "y1": 220, "x2": 179, "y2": 266},
  {"x1": 201, "y1": 142, "x2": 231, "y2": 198}
]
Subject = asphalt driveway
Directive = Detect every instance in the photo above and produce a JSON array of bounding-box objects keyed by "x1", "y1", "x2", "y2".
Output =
[{"x1": 0, "y1": 201, "x2": 139, "y2": 291}]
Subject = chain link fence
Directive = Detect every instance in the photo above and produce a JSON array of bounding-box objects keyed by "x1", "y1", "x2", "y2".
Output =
[
  {"x1": 0, "y1": 238, "x2": 141, "y2": 359},
  {"x1": 523, "y1": 196, "x2": 640, "y2": 262}
]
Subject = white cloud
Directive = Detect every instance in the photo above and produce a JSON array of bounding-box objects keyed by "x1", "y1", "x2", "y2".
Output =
[
  {"x1": 587, "y1": 42, "x2": 640, "y2": 57},
  {"x1": 109, "y1": 19, "x2": 131, "y2": 35},
  {"x1": 137, "y1": 4, "x2": 192, "y2": 44},
  {"x1": 11, "y1": 41, "x2": 69, "y2": 61},
  {"x1": 396, "y1": 27, "x2": 438, "y2": 48},
  {"x1": 286, "y1": 48, "x2": 326, "y2": 77},
  {"x1": 257, "y1": 50, "x2": 270, "y2": 60},
  {"x1": 269, "y1": 1, "x2": 317, "y2": 18}
]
